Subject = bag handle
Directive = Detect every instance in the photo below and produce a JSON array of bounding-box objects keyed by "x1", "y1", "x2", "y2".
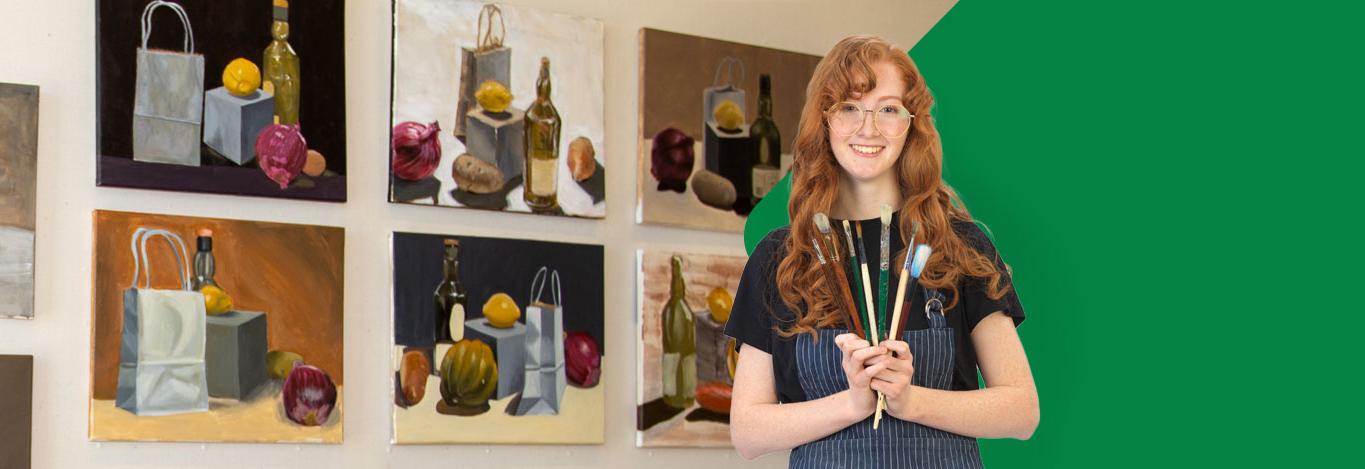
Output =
[
  {"x1": 528, "y1": 266, "x2": 562, "y2": 307},
  {"x1": 475, "y1": 3, "x2": 506, "y2": 52},
  {"x1": 128, "y1": 227, "x2": 192, "y2": 291},
  {"x1": 712, "y1": 56, "x2": 746, "y2": 89},
  {"x1": 140, "y1": 0, "x2": 195, "y2": 54}
]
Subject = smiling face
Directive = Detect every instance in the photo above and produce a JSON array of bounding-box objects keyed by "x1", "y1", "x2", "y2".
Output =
[{"x1": 828, "y1": 61, "x2": 910, "y2": 185}]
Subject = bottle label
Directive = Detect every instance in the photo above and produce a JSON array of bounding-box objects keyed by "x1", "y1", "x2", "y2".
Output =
[
  {"x1": 530, "y1": 156, "x2": 558, "y2": 197},
  {"x1": 662, "y1": 352, "x2": 679, "y2": 396},
  {"x1": 449, "y1": 304, "x2": 465, "y2": 342},
  {"x1": 680, "y1": 354, "x2": 697, "y2": 399},
  {"x1": 752, "y1": 166, "x2": 781, "y2": 198}
]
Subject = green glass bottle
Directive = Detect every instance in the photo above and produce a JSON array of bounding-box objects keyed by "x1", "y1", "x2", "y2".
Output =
[
  {"x1": 523, "y1": 57, "x2": 561, "y2": 212},
  {"x1": 662, "y1": 255, "x2": 697, "y2": 409},
  {"x1": 262, "y1": 0, "x2": 301, "y2": 124},
  {"x1": 749, "y1": 74, "x2": 782, "y2": 204},
  {"x1": 433, "y1": 239, "x2": 468, "y2": 343}
]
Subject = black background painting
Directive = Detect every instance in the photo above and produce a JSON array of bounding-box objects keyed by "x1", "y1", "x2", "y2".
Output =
[
  {"x1": 393, "y1": 232, "x2": 605, "y2": 355},
  {"x1": 97, "y1": 0, "x2": 346, "y2": 199}
]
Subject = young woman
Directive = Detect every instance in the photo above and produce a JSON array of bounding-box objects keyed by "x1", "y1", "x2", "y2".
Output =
[{"x1": 725, "y1": 36, "x2": 1039, "y2": 467}]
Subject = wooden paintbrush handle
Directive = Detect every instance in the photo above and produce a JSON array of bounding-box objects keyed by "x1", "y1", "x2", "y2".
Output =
[
  {"x1": 825, "y1": 259, "x2": 865, "y2": 338},
  {"x1": 888, "y1": 272, "x2": 910, "y2": 342}
]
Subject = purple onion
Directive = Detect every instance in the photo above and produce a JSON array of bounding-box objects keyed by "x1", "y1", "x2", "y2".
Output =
[
  {"x1": 282, "y1": 364, "x2": 337, "y2": 427},
  {"x1": 256, "y1": 123, "x2": 308, "y2": 189},
  {"x1": 391, "y1": 121, "x2": 443, "y2": 181},
  {"x1": 564, "y1": 331, "x2": 601, "y2": 387},
  {"x1": 651, "y1": 127, "x2": 694, "y2": 192}
]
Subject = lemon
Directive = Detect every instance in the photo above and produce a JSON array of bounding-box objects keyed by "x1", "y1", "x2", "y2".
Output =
[
  {"x1": 713, "y1": 99, "x2": 744, "y2": 130},
  {"x1": 475, "y1": 80, "x2": 513, "y2": 113},
  {"x1": 482, "y1": 292, "x2": 521, "y2": 328},
  {"x1": 223, "y1": 58, "x2": 262, "y2": 97},
  {"x1": 707, "y1": 287, "x2": 734, "y2": 323},
  {"x1": 201, "y1": 285, "x2": 234, "y2": 315}
]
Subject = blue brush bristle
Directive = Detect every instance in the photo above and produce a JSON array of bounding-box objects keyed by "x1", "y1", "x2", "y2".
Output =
[{"x1": 909, "y1": 244, "x2": 932, "y2": 278}]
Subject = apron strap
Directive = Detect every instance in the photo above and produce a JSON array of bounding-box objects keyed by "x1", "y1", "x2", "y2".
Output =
[{"x1": 924, "y1": 286, "x2": 948, "y2": 329}]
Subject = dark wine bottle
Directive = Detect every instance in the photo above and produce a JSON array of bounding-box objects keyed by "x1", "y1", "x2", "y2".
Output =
[
  {"x1": 433, "y1": 239, "x2": 468, "y2": 343},
  {"x1": 749, "y1": 74, "x2": 782, "y2": 205}
]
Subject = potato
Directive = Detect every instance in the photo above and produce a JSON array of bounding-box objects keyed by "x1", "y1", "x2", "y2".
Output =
[
  {"x1": 568, "y1": 137, "x2": 596, "y2": 182},
  {"x1": 452, "y1": 153, "x2": 505, "y2": 194},
  {"x1": 691, "y1": 170, "x2": 737, "y2": 209}
]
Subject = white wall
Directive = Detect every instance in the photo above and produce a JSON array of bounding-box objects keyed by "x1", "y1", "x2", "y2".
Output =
[{"x1": 0, "y1": 0, "x2": 953, "y2": 467}]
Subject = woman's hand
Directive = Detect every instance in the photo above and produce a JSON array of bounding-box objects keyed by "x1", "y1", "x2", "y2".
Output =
[
  {"x1": 867, "y1": 340, "x2": 917, "y2": 420},
  {"x1": 834, "y1": 333, "x2": 886, "y2": 421}
]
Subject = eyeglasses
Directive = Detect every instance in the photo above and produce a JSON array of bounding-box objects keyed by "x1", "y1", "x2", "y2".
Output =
[{"x1": 824, "y1": 101, "x2": 915, "y2": 138}]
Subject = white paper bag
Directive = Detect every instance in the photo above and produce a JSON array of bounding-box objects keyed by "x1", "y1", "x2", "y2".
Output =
[
  {"x1": 115, "y1": 228, "x2": 208, "y2": 416},
  {"x1": 513, "y1": 267, "x2": 566, "y2": 416}
]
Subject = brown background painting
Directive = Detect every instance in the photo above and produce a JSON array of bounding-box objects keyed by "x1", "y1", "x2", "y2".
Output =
[
  {"x1": 90, "y1": 211, "x2": 344, "y2": 399},
  {"x1": 0, "y1": 83, "x2": 39, "y2": 231},
  {"x1": 0, "y1": 355, "x2": 32, "y2": 467},
  {"x1": 640, "y1": 28, "x2": 821, "y2": 145},
  {"x1": 638, "y1": 250, "x2": 744, "y2": 403}
]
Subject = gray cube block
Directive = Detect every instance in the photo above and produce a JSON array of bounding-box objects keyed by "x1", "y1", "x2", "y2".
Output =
[
  {"x1": 206, "y1": 310, "x2": 268, "y2": 400},
  {"x1": 695, "y1": 310, "x2": 732, "y2": 386},
  {"x1": 464, "y1": 317, "x2": 526, "y2": 400},
  {"x1": 465, "y1": 106, "x2": 526, "y2": 183},
  {"x1": 203, "y1": 87, "x2": 275, "y2": 165}
]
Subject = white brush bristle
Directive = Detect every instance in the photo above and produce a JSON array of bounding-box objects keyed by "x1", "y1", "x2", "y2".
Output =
[
  {"x1": 814, "y1": 212, "x2": 831, "y2": 233},
  {"x1": 910, "y1": 244, "x2": 932, "y2": 277},
  {"x1": 880, "y1": 204, "x2": 892, "y2": 225}
]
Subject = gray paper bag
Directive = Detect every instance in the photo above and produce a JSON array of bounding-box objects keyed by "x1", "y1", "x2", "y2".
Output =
[
  {"x1": 133, "y1": 0, "x2": 204, "y2": 167},
  {"x1": 513, "y1": 267, "x2": 566, "y2": 416},
  {"x1": 455, "y1": 4, "x2": 511, "y2": 140}
]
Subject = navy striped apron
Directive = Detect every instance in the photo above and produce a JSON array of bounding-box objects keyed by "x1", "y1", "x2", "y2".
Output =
[{"x1": 789, "y1": 288, "x2": 983, "y2": 468}]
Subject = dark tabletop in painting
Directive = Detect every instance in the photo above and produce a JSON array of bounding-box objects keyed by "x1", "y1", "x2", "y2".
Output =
[
  {"x1": 97, "y1": 0, "x2": 347, "y2": 176},
  {"x1": 393, "y1": 232, "x2": 605, "y2": 355}
]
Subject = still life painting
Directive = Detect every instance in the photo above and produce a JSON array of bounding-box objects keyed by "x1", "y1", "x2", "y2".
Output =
[
  {"x1": 636, "y1": 249, "x2": 746, "y2": 447},
  {"x1": 96, "y1": 0, "x2": 347, "y2": 201},
  {"x1": 392, "y1": 231, "x2": 604, "y2": 444},
  {"x1": 89, "y1": 210, "x2": 344, "y2": 443},
  {"x1": 637, "y1": 28, "x2": 820, "y2": 232},
  {"x1": 0, "y1": 83, "x2": 38, "y2": 319},
  {"x1": 390, "y1": 0, "x2": 605, "y2": 218}
]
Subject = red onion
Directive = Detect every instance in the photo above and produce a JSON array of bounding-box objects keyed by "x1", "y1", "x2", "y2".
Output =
[
  {"x1": 282, "y1": 364, "x2": 337, "y2": 426},
  {"x1": 650, "y1": 127, "x2": 694, "y2": 192},
  {"x1": 256, "y1": 124, "x2": 308, "y2": 189},
  {"x1": 564, "y1": 331, "x2": 601, "y2": 388},
  {"x1": 392, "y1": 121, "x2": 443, "y2": 181}
]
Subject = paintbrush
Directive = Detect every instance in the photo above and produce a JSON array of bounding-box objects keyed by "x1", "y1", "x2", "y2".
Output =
[
  {"x1": 841, "y1": 220, "x2": 869, "y2": 339},
  {"x1": 875, "y1": 241, "x2": 932, "y2": 428},
  {"x1": 854, "y1": 222, "x2": 878, "y2": 346},
  {"x1": 877, "y1": 204, "x2": 892, "y2": 340},
  {"x1": 813, "y1": 214, "x2": 865, "y2": 338},
  {"x1": 887, "y1": 221, "x2": 921, "y2": 341}
]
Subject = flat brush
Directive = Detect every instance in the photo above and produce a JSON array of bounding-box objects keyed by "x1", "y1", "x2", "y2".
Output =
[{"x1": 814, "y1": 214, "x2": 864, "y2": 338}]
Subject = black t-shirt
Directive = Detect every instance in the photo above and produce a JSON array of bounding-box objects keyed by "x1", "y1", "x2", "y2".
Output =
[{"x1": 724, "y1": 213, "x2": 1025, "y2": 403}]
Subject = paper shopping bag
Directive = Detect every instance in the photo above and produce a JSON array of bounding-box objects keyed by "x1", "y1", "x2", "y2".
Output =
[
  {"x1": 115, "y1": 228, "x2": 208, "y2": 416},
  {"x1": 133, "y1": 0, "x2": 205, "y2": 166}
]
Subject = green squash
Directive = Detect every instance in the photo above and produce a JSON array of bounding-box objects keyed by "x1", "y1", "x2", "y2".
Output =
[{"x1": 439, "y1": 339, "x2": 498, "y2": 414}]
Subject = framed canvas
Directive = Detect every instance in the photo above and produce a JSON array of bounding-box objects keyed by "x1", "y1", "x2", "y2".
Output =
[
  {"x1": 89, "y1": 210, "x2": 344, "y2": 443},
  {"x1": 390, "y1": 0, "x2": 605, "y2": 218},
  {"x1": 0, "y1": 83, "x2": 38, "y2": 319},
  {"x1": 392, "y1": 231, "x2": 603, "y2": 444},
  {"x1": 636, "y1": 249, "x2": 746, "y2": 447},
  {"x1": 637, "y1": 28, "x2": 820, "y2": 232},
  {"x1": 96, "y1": 0, "x2": 347, "y2": 201}
]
